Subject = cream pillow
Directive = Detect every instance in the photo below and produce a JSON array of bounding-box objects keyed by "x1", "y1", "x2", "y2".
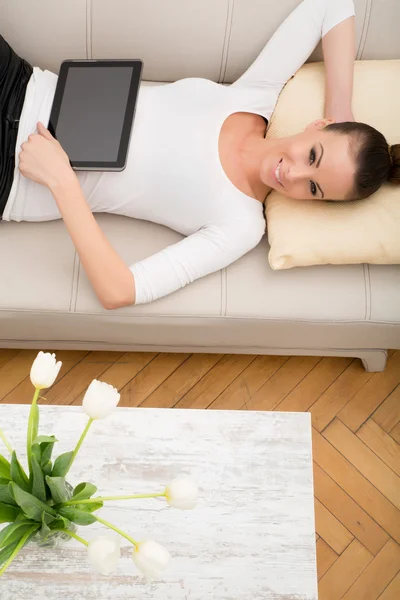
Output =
[{"x1": 265, "y1": 60, "x2": 400, "y2": 270}]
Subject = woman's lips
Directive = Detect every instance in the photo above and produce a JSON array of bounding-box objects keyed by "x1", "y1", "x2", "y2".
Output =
[{"x1": 273, "y1": 158, "x2": 283, "y2": 187}]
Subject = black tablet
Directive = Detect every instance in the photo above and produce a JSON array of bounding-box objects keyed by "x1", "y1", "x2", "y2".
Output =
[{"x1": 48, "y1": 59, "x2": 143, "y2": 171}]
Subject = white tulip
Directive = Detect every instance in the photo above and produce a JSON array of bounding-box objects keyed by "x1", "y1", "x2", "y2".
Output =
[
  {"x1": 82, "y1": 379, "x2": 120, "y2": 420},
  {"x1": 30, "y1": 351, "x2": 62, "y2": 390},
  {"x1": 132, "y1": 540, "x2": 171, "y2": 580},
  {"x1": 87, "y1": 536, "x2": 120, "y2": 575},
  {"x1": 165, "y1": 476, "x2": 198, "y2": 510}
]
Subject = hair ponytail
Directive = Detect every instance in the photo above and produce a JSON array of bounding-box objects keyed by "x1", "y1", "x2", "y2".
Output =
[{"x1": 388, "y1": 144, "x2": 400, "y2": 184}]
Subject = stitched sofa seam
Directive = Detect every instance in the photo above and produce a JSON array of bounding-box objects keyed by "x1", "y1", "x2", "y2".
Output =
[
  {"x1": 69, "y1": 252, "x2": 80, "y2": 313},
  {"x1": 219, "y1": 0, "x2": 235, "y2": 83},
  {"x1": 86, "y1": 0, "x2": 93, "y2": 59},
  {"x1": 0, "y1": 308, "x2": 398, "y2": 325},
  {"x1": 358, "y1": 0, "x2": 373, "y2": 59},
  {"x1": 363, "y1": 263, "x2": 371, "y2": 321}
]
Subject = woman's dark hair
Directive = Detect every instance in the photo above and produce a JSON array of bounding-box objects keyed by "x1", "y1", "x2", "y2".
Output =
[{"x1": 325, "y1": 122, "x2": 400, "y2": 200}]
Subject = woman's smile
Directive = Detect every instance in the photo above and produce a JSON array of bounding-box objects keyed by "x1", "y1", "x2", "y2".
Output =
[{"x1": 274, "y1": 158, "x2": 284, "y2": 187}]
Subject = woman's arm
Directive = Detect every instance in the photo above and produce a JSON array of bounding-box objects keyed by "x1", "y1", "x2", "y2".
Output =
[
  {"x1": 232, "y1": 0, "x2": 355, "y2": 103},
  {"x1": 19, "y1": 123, "x2": 136, "y2": 310},
  {"x1": 322, "y1": 15, "x2": 356, "y2": 122},
  {"x1": 49, "y1": 175, "x2": 136, "y2": 309}
]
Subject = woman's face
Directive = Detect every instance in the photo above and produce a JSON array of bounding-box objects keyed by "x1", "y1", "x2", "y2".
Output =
[{"x1": 260, "y1": 121, "x2": 357, "y2": 201}]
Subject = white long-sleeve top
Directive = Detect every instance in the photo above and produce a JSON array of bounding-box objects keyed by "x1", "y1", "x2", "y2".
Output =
[{"x1": 4, "y1": 0, "x2": 355, "y2": 304}]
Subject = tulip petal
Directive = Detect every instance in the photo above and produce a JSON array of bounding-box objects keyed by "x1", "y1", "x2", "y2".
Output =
[
  {"x1": 87, "y1": 536, "x2": 121, "y2": 575},
  {"x1": 30, "y1": 352, "x2": 62, "y2": 390},
  {"x1": 165, "y1": 476, "x2": 198, "y2": 510},
  {"x1": 82, "y1": 380, "x2": 120, "y2": 420},
  {"x1": 132, "y1": 540, "x2": 171, "y2": 580}
]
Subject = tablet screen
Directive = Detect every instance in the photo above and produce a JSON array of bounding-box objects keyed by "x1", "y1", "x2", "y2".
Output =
[{"x1": 49, "y1": 60, "x2": 142, "y2": 170}]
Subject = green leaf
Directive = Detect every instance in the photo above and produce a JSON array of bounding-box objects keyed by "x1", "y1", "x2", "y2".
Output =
[
  {"x1": 0, "y1": 540, "x2": 19, "y2": 568},
  {"x1": 52, "y1": 452, "x2": 73, "y2": 478},
  {"x1": 49, "y1": 516, "x2": 71, "y2": 530},
  {"x1": 30, "y1": 437, "x2": 57, "y2": 467},
  {"x1": 41, "y1": 441, "x2": 56, "y2": 466},
  {"x1": 0, "y1": 528, "x2": 38, "y2": 568},
  {"x1": 31, "y1": 456, "x2": 46, "y2": 502},
  {"x1": 31, "y1": 443, "x2": 41, "y2": 463},
  {"x1": 15, "y1": 512, "x2": 28, "y2": 523},
  {"x1": 79, "y1": 501, "x2": 103, "y2": 513},
  {"x1": 39, "y1": 512, "x2": 51, "y2": 539},
  {"x1": 0, "y1": 483, "x2": 17, "y2": 507},
  {"x1": 33, "y1": 435, "x2": 58, "y2": 445},
  {"x1": 45, "y1": 476, "x2": 69, "y2": 504},
  {"x1": 58, "y1": 507, "x2": 97, "y2": 526},
  {"x1": 0, "y1": 521, "x2": 34, "y2": 548},
  {"x1": 41, "y1": 511, "x2": 56, "y2": 526},
  {"x1": 0, "y1": 502, "x2": 20, "y2": 524},
  {"x1": 10, "y1": 452, "x2": 29, "y2": 492},
  {"x1": 10, "y1": 482, "x2": 57, "y2": 521},
  {"x1": 0, "y1": 456, "x2": 11, "y2": 480},
  {"x1": 71, "y1": 482, "x2": 97, "y2": 502},
  {"x1": 42, "y1": 460, "x2": 53, "y2": 477}
]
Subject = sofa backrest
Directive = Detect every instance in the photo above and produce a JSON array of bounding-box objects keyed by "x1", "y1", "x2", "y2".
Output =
[{"x1": 1, "y1": 0, "x2": 399, "y2": 83}]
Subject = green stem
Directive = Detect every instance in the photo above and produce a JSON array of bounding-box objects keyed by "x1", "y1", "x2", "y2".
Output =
[
  {"x1": 57, "y1": 529, "x2": 89, "y2": 547},
  {"x1": 0, "y1": 429, "x2": 13, "y2": 455},
  {"x1": 63, "y1": 492, "x2": 165, "y2": 507},
  {"x1": 26, "y1": 388, "x2": 40, "y2": 470},
  {"x1": 95, "y1": 515, "x2": 138, "y2": 549},
  {"x1": 65, "y1": 418, "x2": 93, "y2": 476},
  {"x1": 0, "y1": 526, "x2": 37, "y2": 577}
]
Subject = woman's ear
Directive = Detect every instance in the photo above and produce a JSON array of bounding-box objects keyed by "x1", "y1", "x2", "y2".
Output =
[{"x1": 305, "y1": 118, "x2": 335, "y2": 131}]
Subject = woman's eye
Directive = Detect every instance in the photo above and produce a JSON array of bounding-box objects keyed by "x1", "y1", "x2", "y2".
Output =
[
  {"x1": 310, "y1": 148, "x2": 316, "y2": 165},
  {"x1": 310, "y1": 181, "x2": 317, "y2": 196}
]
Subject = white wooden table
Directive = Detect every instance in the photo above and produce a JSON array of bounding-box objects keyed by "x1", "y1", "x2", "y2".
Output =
[{"x1": 0, "y1": 405, "x2": 317, "y2": 600}]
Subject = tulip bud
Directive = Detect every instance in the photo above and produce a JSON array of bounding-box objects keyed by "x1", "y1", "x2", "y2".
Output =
[
  {"x1": 87, "y1": 536, "x2": 120, "y2": 575},
  {"x1": 165, "y1": 476, "x2": 198, "y2": 510},
  {"x1": 30, "y1": 351, "x2": 62, "y2": 390},
  {"x1": 132, "y1": 540, "x2": 171, "y2": 580},
  {"x1": 82, "y1": 380, "x2": 120, "y2": 420}
]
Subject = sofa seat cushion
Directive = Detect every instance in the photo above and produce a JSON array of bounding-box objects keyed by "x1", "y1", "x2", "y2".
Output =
[{"x1": 1, "y1": 214, "x2": 400, "y2": 327}]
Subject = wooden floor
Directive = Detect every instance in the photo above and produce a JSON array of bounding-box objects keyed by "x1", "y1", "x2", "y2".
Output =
[{"x1": 1, "y1": 348, "x2": 399, "y2": 599}]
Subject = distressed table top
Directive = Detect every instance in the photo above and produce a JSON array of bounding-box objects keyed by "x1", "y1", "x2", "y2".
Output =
[{"x1": 0, "y1": 405, "x2": 317, "y2": 600}]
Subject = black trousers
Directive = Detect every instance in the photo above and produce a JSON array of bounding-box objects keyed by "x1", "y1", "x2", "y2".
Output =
[{"x1": 0, "y1": 35, "x2": 33, "y2": 218}]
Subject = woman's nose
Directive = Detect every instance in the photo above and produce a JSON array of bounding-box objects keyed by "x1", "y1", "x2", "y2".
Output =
[{"x1": 286, "y1": 165, "x2": 310, "y2": 183}]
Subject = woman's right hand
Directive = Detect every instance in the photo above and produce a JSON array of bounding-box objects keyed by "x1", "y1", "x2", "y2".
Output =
[{"x1": 19, "y1": 121, "x2": 75, "y2": 190}]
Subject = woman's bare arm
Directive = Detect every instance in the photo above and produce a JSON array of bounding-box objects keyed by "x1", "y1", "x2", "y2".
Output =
[
  {"x1": 19, "y1": 122, "x2": 136, "y2": 310},
  {"x1": 322, "y1": 15, "x2": 356, "y2": 122},
  {"x1": 49, "y1": 174, "x2": 136, "y2": 310}
]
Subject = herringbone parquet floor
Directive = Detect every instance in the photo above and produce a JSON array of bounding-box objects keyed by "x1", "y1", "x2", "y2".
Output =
[{"x1": 1, "y1": 348, "x2": 399, "y2": 598}]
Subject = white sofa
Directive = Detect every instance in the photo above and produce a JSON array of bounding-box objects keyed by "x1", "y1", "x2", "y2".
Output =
[{"x1": 1, "y1": 0, "x2": 399, "y2": 372}]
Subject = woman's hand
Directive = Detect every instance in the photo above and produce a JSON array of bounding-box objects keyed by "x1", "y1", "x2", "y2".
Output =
[
  {"x1": 18, "y1": 122, "x2": 75, "y2": 189},
  {"x1": 326, "y1": 107, "x2": 355, "y2": 123}
]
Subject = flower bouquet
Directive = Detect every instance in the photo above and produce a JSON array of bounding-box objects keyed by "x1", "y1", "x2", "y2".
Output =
[{"x1": 0, "y1": 352, "x2": 197, "y2": 579}]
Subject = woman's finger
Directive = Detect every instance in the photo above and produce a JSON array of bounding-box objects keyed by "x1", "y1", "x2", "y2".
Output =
[{"x1": 37, "y1": 121, "x2": 54, "y2": 140}]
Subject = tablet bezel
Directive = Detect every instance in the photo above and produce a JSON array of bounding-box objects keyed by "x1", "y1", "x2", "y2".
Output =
[{"x1": 48, "y1": 59, "x2": 143, "y2": 171}]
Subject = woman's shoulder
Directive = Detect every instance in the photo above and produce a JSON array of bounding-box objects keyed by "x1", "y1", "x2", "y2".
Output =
[{"x1": 215, "y1": 208, "x2": 266, "y2": 251}]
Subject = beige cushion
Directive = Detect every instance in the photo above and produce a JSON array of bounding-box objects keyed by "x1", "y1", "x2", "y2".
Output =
[{"x1": 265, "y1": 60, "x2": 400, "y2": 270}]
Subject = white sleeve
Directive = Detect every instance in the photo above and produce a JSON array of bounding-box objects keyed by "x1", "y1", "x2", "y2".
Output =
[
  {"x1": 232, "y1": 0, "x2": 355, "y2": 89},
  {"x1": 129, "y1": 222, "x2": 264, "y2": 304}
]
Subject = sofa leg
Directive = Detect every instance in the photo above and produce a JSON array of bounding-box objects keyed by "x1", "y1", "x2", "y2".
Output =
[{"x1": 360, "y1": 350, "x2": 388, "y2": 373}]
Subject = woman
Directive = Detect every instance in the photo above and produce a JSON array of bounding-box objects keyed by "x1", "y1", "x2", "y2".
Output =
[{"x1": 2, "y1": 0, "x2": 400, "y2": 308}]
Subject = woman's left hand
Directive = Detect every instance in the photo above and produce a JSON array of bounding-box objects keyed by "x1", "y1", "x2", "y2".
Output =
[
  {"x1": 19, "y1": 122, "x2": 74, "y2": 189},
  {"x1": 325, "y1": 107, "x2": 355, "y2": 124},
  {"x1": 333, "y1": 110, "x2": 355, "y2": 123}
]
